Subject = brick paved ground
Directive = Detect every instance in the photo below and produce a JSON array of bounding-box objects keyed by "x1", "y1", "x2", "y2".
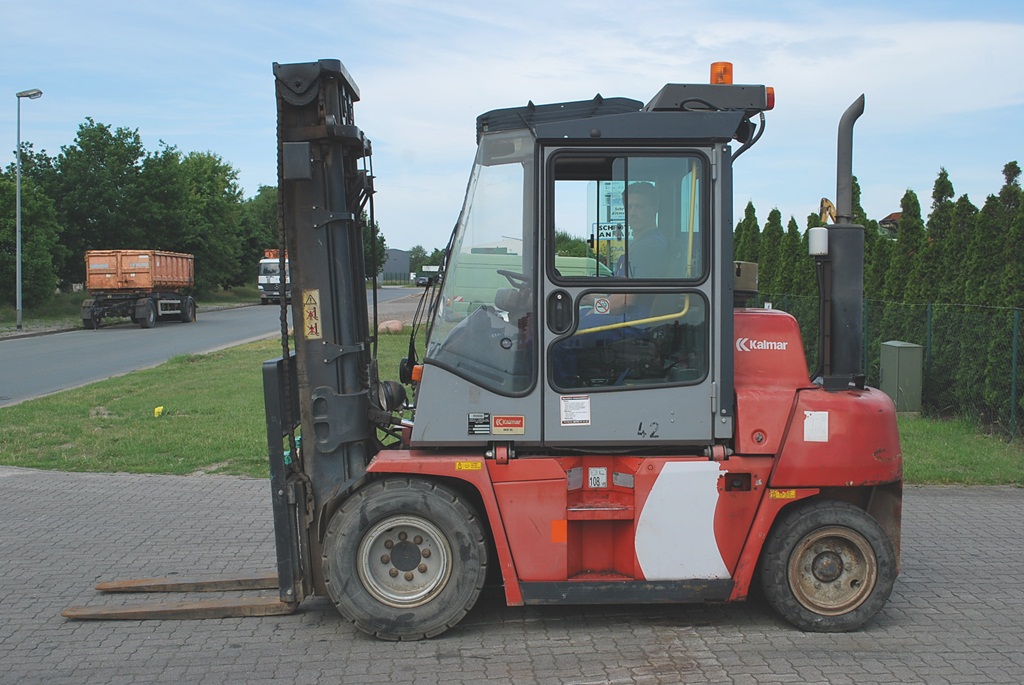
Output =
[{"x1": 2, "y1": 466, "x2": 1022, "y2": 685}]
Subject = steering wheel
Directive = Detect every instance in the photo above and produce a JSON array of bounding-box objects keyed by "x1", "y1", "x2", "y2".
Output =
[{"x1": 496, "y1": 269, "x2": 529, "y2": 289}]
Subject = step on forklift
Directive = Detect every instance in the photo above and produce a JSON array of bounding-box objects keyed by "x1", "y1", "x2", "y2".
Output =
[{"x1": 65, "y1": 59, "x2": 901, "y2": 640}]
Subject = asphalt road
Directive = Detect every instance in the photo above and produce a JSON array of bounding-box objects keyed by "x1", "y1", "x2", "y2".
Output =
[{"x1": 0, "y1": 288, "x2": 421, "y2": 408}]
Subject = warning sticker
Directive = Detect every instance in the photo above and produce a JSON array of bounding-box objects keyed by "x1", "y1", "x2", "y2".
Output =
[
  {"x1": 769, "y1": 489, "x2": 797, "y2": 500},
  {"x1": 455, "y1": 461, "x2": 483, "y2": 471},
  {"x1": 303, "y1": 290, "x2": 322, "y2": 340},
  {"x1": 560, "y1": 395, "x2": 591, "y2": 426}
]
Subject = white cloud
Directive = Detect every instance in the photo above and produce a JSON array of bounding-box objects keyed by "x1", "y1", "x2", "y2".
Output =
[{"x1": 2, "y1": 1, "x2": 1022, "y2": 250}]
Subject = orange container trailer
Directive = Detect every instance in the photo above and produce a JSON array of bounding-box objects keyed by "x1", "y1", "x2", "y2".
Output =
[
  {"x1": 81, "y1": 250, "x2": 197, "y2": 329},
  {"x1": 85, "y1": 250, "x2": 194, "y2": 292}
]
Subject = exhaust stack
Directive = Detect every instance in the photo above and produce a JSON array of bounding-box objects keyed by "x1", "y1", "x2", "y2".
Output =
[{"x1": 821, "y1": 95, "x2": 866, "y2": 391}]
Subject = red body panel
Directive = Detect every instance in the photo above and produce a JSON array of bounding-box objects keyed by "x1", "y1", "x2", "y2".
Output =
[
  {"x1": 363, "y1": 309, "x2": 901, "y2": 608},
  {"x1": 771, "y1": 386, "x2": 902, "y2": 487},
  {"x1": 734, "y1": 308, "x2": 815, "y2": 455},
  {"x1": 367, "y1": 451, "x2": 772, "y2": 604}
]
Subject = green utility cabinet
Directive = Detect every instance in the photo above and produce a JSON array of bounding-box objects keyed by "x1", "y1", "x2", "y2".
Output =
[{"x1": 880, "y1": 340, "x2": 923, "y2": 412}]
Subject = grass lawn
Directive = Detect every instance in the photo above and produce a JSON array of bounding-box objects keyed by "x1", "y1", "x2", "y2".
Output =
[{"x1": 1, "y1": 332, "x2": 1022, "y2": 485}]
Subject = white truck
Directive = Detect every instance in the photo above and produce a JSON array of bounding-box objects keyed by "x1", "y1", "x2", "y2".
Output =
[{"x1": 258, "y1": 249, "x2": 290, "y2": 304}]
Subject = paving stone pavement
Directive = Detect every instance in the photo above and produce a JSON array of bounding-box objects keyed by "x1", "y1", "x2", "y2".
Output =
[{"x1": 2, "y1": 466, "x2": 1022, "y2": 685}]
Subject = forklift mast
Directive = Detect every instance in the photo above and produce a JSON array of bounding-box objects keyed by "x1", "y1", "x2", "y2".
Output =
[{"x1": 266, "y1": 60, "x2": 381, "y2": 601}]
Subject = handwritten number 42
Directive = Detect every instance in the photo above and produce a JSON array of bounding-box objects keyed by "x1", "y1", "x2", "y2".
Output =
[{"x1": 637, "y1": 422, "x2": 660, "y2": 438}]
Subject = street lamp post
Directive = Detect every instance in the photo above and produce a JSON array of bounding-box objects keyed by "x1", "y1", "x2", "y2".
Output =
[{"x1": 15, "y1": 88, "x2": 43, "y2": 331}]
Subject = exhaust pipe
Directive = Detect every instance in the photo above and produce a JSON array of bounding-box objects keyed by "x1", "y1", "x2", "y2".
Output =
[{"x1": 818, "y1": 95, "x2": 866, "y2": 391}]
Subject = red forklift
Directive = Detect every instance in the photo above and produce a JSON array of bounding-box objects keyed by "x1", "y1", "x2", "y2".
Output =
[{"x1": 66, "y1": 59, "x2": 901, "y2": 640}]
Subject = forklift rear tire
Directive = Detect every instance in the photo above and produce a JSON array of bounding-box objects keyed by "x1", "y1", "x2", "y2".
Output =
[
  {"x1": 322, "y1": 478, "x2": 488, "y2": 640},
  {"x1": 759, "y1": 499, "x2": 896, "y2": 632}
]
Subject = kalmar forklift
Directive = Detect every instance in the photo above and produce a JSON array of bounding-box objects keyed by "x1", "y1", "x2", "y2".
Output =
[{"x1": 65, "y1": 59, "x2": 901, "y2": 641}]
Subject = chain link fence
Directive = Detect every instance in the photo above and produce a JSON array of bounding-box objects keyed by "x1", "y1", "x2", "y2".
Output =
[{"x1": 760, "y1": 294, "x2": 1024, "y2": 439}]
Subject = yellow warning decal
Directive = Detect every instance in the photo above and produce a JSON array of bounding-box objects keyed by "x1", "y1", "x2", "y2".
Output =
[
  {"x1": 303, "y1": 290, "x2": 322, "y2": 340},
  {"x1": 455, "y1": 461, "x2": 483, "y2": 471},
  {"x1": 769, "y1": 489, "x2": 797, "y2": 500}
]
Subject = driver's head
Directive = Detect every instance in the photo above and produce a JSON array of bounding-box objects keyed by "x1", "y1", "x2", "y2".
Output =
[{"x1": 624, "y1": 182, "x2": 657, "y2": 233}]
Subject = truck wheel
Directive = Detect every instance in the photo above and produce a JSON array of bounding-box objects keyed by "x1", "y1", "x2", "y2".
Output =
[
  {"x1": 179, "y1": 297, "x2": 196, "y2": 323},
  {"x1": 759, "y1": 500, "x2": 896, "y2": 632},
  {"x1": 322, "y1": 478, "x2": 488, "y2": 640},
  {"x1": 139, "y1": 300, "x2": 157, "y2": 329}
]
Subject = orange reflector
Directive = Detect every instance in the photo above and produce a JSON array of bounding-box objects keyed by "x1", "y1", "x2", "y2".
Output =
[
  {"x1": 766, "y1": 86, "x2": 776, "y2": 110},
  {"x1": 411, "y1": 364, "x2": 423, "y2": 382},
  {"x1": 710, "y1": 62, "x2": 733, "y2": 84}
]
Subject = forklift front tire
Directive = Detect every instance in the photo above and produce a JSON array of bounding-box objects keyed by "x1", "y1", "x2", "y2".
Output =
[
  {"x1": 759, "y1": 499, "x2": 896, "y2": 632},
  {"x1": 322, "y1": 478, "x2": 488, "y2": 641}
]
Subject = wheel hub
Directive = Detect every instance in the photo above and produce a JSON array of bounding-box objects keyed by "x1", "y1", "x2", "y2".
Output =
[
  {"x1": 357, "y1": 515, "x2": 452, "y2": 608},
  {"x1": 788, "y1": 525, "x2": 878, "y2": 616},
  {"x1": 811, "y1": 551, "x2": 844, "y2": 583},
  {"x1": 390, "y1": 540, "x2": 422, "y2": 572}
]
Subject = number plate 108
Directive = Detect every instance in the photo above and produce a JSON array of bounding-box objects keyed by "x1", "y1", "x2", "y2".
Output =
[{"x1": 588, "y1": 467, "x2": 608, "y2": 489}]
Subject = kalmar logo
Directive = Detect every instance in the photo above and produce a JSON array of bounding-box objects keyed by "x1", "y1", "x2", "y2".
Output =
[
  {"x1": 492, "y1": 415, "x2": 525, "y2": 434},
  {"x1": 736, "y1": 337, "x2": 789, "y2": 352}
]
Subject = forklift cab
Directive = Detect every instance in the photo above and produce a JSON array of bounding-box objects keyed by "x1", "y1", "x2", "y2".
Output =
[{"x1": 414, "y1": 85, "x2": 771, "y2": 450}]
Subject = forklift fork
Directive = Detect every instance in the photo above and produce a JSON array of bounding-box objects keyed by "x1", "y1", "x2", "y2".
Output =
[
  {"x1": 62, "y1": 357, "x2": 309, "y2": 622},
  {"x1": 62, "y1": 574, "x2": 297, "y2": 620}
]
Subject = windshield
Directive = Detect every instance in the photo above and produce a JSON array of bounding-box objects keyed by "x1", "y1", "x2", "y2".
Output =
[{"x1": 426, "y1": 130, "x2": 536, "y2": 395}]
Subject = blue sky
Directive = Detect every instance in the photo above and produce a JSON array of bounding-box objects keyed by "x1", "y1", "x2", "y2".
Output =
[{"x1": 4, "y1": 1, "x2": 1023, "y2": 252}]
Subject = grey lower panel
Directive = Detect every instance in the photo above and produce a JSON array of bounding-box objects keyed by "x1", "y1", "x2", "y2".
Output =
[{"x1": 519, "y1": 579, "x2": 734, "y2": 605}]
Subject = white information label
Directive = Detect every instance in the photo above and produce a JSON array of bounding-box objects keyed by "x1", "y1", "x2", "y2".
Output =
[
  {"x1": 588, "y1": 467, "x2": 608, "y2": 489},
  {"x1": 803, "y1": 411, "x2": 829, "y2": 442},
  {"x1": 560, "y1": 394, "x2": 592, "y2": 426}
]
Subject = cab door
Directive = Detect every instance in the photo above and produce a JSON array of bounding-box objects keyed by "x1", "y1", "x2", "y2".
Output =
[{"x1": 541, "y1": 149, "x2": 724, "y2": 448}]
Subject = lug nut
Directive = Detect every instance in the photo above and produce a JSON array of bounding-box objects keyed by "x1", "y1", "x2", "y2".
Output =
[
  {"x1": 418, "y1": 564, "x2": 427, "y2": 573},
  {"x1": 398, "y1": 532, "x2": 408, "y2": 541},
  {"x1": 404, "y1": 572, "x2": 414, "y2": 581},
  {"x1": 384, "y1": 539, "x2": 394, "y2": 549},
  {"x1": 414, "y1": 535, "x2": 423, "y2": 545},
  {"x1": 422, "y1": 549, "x2": 431, "y2": 558},
  {"x1": 381, "y1": 554, "x2": 391, "y2": 564},
  {"x1": 389, "y1": 568, "x2": 398, "y2": 578}
]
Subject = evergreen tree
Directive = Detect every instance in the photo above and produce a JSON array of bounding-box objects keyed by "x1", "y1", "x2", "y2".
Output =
[
  {"x1": 942, "y1": 195, "x2": 979, "y2": 304},
  {"x1": 758, "y1": 208, "x2": 785, "y2": 297},
  {"x1": 733, "y1": 201, "x2": 759, "y2": 262},
  {"x1": 883, "y1": 190, "x2": 925, "y2": 305},
  {"x1": 878, "y1": 191, "x2": 927, "y2": 357},
  {"x1": 362, "y1": 213, "x2": 388, "y2": 278},
  {"x1": 778, "y1": 216, "x2": 805, "y2": 296},
  {"x1": 905, "y1": 170, "x2": 955, "y2": 306},
  {"x1": 978, "y1": 163, "x2": 1023, "y2": 424}
]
